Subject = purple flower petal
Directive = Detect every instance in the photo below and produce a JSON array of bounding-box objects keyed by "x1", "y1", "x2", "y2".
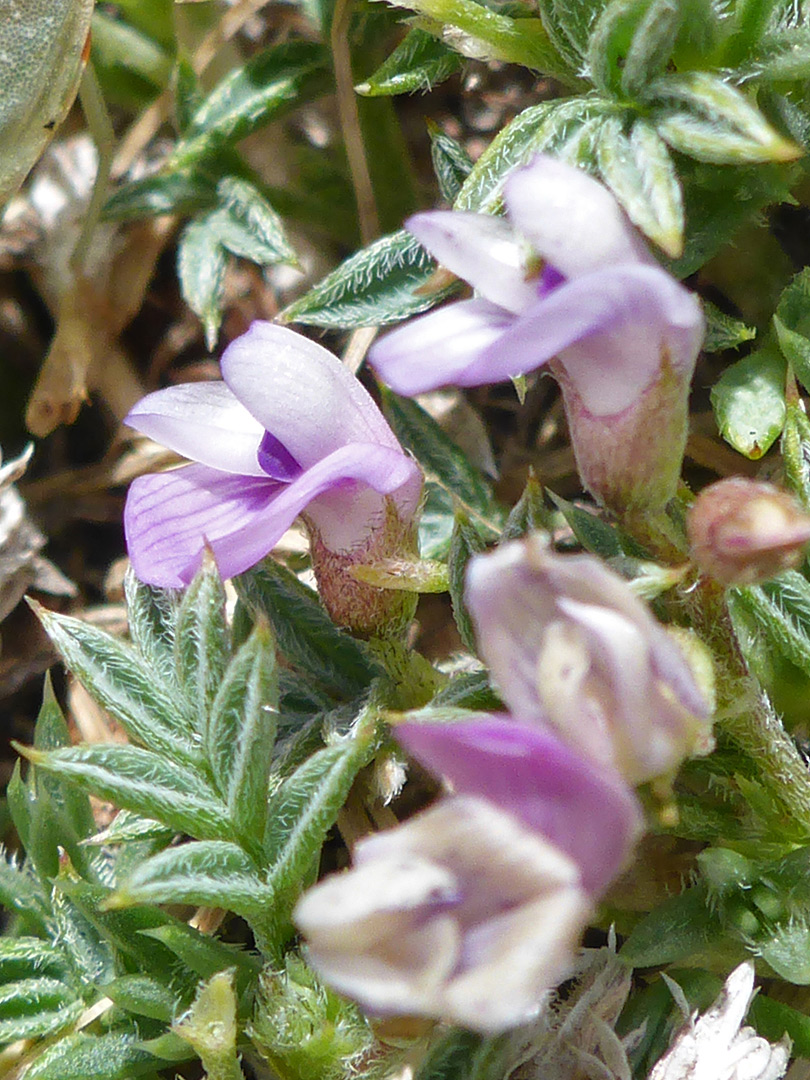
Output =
[
  {"x1": 397, "y1": 717, "x2": 641, "y2": 896},
  {"x1": 220, "y1": 322, "x2": 402, "y2": 466},
  {"x1": 503, "y1": 155, "x2": 653, "y2": 277},
  {"x1": 257, "y1": 431, "x2": 302, "y2": 481},
  {"x1": 406, "y1": 211, "x2": 536, "y2": 314},
  {"x1": 125, "y1": 383, "x2": 266, "y2": 476},
  {"x1": 369, "y1": 298, "x2": 514, "y2": 396},
  {"x1": 466, "y1": 266, "x2": 703, "y2": 410},
  {"x1": 125, "y1": 443, "x2": 423, "y2": 585}
]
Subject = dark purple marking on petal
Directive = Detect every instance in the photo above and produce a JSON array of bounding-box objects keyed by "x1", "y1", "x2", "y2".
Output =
[
  {"x1": 537, "y1": 264, "x2": 566, "y2": 297},
  {"x1": 257, "y1": 430, "x2": 303, "y2": 481}
]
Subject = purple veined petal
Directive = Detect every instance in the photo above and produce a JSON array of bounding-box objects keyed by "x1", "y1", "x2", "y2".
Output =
[
  {"x1": 125, "y1": 382, "x2": 266, "y2": 476},
  {"x1": 124, "y1": 465, "x2": 280, "y2": 588},
  {"x1": 368, "y1": 298, "x2": 514, "y2": 396},
  {"x1": 220, "y1": 322, "x2": 402, "y2": 466},
  {"x1": 503, "y1": 154, "x2": 653, "y2": 277},
  {"x1": 125, "y1": 443, "x2": 423, "y2": 587},
  {"x1": 406, "y1": 211, "x2": 536, "y2": 314},
  {"x1": 466, "y1": 265, "x2": 704, "y2": 413},
  {"x1": 396, "y1": 717, "x2": 642, "y2": 896}
]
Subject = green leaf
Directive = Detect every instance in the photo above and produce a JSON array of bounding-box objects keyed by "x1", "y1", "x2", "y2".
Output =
[
  {"x1": 281, "y1": 229, "x2": 454, "y2": 328},
  {"x1": 207, "y1": 622, "x2": 278, "y2": 849},
  {"x1": 448, "y1": 511, "x2": 487, "y2": 653},
  {"x1": 111, "y1": 841, "x2": 269, "y2": 918},
  {"x1": 90, "y1": 10, "x2": 172, "y2": 109},
  {"x1": 747, "y1": 26, "x2": 810, "y2": 82},
  {"x1": 417, "y1": 481, "x2": 456, "y2": 560},
  {"x1": 105, "y1": 975, "x2": 178, "y2": 1023},
  {"x1": 596, "y1": 116, "x2": 683, "y2": 257},
  {"x1": 262, "y1": 729, "x2": 379, "y2": 926},
  {"x1": 23, "y1": 1032, "x2": 158, "y2": 1080},
  {"x1": 540, "y1": 0, "x2": 609, "y2": 61},
  {"x1": 177, "y1": 214, "x2": 228, "y2": 350},
  {"x1": 620, "y1": 883, "x2": 724, "y2": 966},
  {"x1": 235, "y1": 562, "x2": 381, "y2": 701},
  {"x1": 501, "y1": 470, "x2": 549, "y2": 540},
  {"x1": 32, "y1": 603, "x2": 199, "y2": 766},
  {"x1": 774, "y1": 268, "x2": 810, "y2": 392},
  {"x1": 0, "y1": 938, "x2": 71, "y2": 982},
  {"x1": 214, "y1": 176, "x2": 298, "y2": 266},
  {"x1": 711, "y1": 342, "x2": 787, "y2": 458},
  {"x1": 749, "y1": 992, "x2": 810, "y2": 1057},
  {"x1": 173, "y1": 41, "x2": 331, "y2": 166},
  {"x1": 431, "y1": 671, "x2": 502, "y2": 710},
  {"x1": 429, "y1": 121, "x2": 474, "y2": 203},
  {"x1": 548, "y1": 491, "x2": 645, "y2": 558},
  {"x1": 86, "y1": 809, "x2": 174, "y2": 847},
  {"x1": 731, "y1": 573, "x2": 810, "y2": 679},
  {"x1": 650, "y1": 72, "x2": 800, "y2": 164},
  {"x1": 21, "y1": 745, "x2": 228, "y2": 842},
  {"x1": 173, "y1": 971, "x2": 243, "y2": 1080},
  {"x1": 124, "y1": 568, "x2": 180, "y2": 688},
  {"x1": 703, "y1": 302, "x2": 757, "y2": 353},
  {"x1": 142, "y1": 922, "x2": 261, "y2": 985},
  {"x1": 103, "y1": 170, "x2": 218, "y2": 222},
  {"x1": 382, "y1": 390, "x2": 503, "y2": 532},
  {"x1": 356, "y1": 29, "x2": 463, "y2": 97},
  {"x1": 174, "y1": 555, "x2": 230, "y2": 726},
  {"x1": 588, "y1": 0, "x2": 681, "y2": 99},
  {"x1": 0, "y1": 978, "x2": 83, "y2": 1043},
  {"x1": 0, "y1": 857, "x2": 49, "y2": 932},
  {"x1": 454, "y1": 97, "x2": 620, "y2": 213}
]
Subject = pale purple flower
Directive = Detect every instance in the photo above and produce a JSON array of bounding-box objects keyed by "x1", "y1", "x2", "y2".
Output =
[
  {"x1": 124, "y1": 323, "x2": 422, "y2": 629},
  {"x1": 294, "y1": 719, "x2": 641, "y2": 1033},
  {"x1": 465, "y1": 536, "x2": 714, "y2": 785},
  {"x1": 369, "y1": 155, "x2": 704, "y2": 513}
]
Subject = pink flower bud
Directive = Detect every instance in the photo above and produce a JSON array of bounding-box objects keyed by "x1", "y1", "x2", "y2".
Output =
[{"x1": 687, "y1": 477, "x2": 810, "y2": 587}]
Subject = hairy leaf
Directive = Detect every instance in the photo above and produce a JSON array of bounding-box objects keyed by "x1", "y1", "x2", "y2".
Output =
[{"x1": 357, "y1": 29, "x2": 463, "y2": 97}]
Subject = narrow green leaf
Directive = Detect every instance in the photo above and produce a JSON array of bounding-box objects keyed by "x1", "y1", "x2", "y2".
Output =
[
  {"x1": 23, "y1": 1032, "x2": 158, "y2": 1080},
  {"x1": 281, "y1": 229, "x2": 454, "y2": 328},
  {"x1": 501, "y1": 470, "x2": 549, "y2": 540},
  {"x1": 382, "y1": 390, "x2": 503, "y2": 532},
  {"x1": 173, "y1": 971, "x2": 244, "y2": 1080},
  {"x1": 703, "y1": 302, "x2": 757, "y2": 353},
  {"x1": 235, "y1": 563, "x2": 381, "y2": 700},
  {"x1": 215, "y1": 176, "x2": 298, "y2": 266},
  {"x1": 548, "y1": 491, "x2": 645, "y2": 558},
  {"x1": 207, "y1": 622, "x2": 278, "y2": 848},
  {"x1": 124, "y1": 568, "x2": 180, "y2": 687},
  {"x1": 428, "y1": 122, "x2": 474, "y2": 203},
  {"x1": 21, "y1": 745, "x2": 228, "y2": 842},
  {"x1": 103, "y1": 170, "x2": 218, "y2": 221},
  {"x1": 173, "y1": 41, "x2": 331, "y2": 166},
  {"x1": 454, "y1": 97, "x2": 619, "y2": 213},
  {"x1": 711, "y1": 343, "x2": 787, "y2": 459},
  {"x1": 448, "y1": 511, "x2": 487, "y2": 653},
  {"x1": 86, "y1": 809, "x2": 174, "y2": 846},
  {"x1": 0, "y1": 981, "x2": 82, "y2": 1043},
  {"x1": 651, "y1": 72, "x2": 800, "y2": 164},
  {"x1": 356, "y1": 29, "x2": 463, "y2": 97},
  {"x1": 732, "y1": 573, "x2": 810, "y2": 679},
  {"x1": 588, "y1": 0, "x2": 681, "y2": 99},
  {"x1": 111, "y1": 841, "x2": 269, "y2": 918},
  {"x1": 105, "y1": 975, "x2": 178, "y2": 1023},
  {"x1": 620, "y1": 882, "x2": 723, "y2": 966},
  {"x1": 774, "y1": 268, "x2": 810, "y2": 392},
  {"x1": 263, "y1": 730, "x2": 379, "y2": 921},
  {"x1": 749, "y1": 993, "x2": 810, "y2": 1057},
  {"x1": 541, "y1": 0, "x2": 610, "y2": 61},
  {"x1": 431, "y1": 671, "x2": 502, "y2": 710},
  {"x1": 414, "y1": 1029, "x2": 490, "y2": 1080},
  {"x1": 33, "y1": 603, "x2": 198, "y2": 764},
  {"x1": 747, "y1": 27, "x2": 810, "y2": 82},
  {"x1": 142, "y1": 922, "x2": 261, "y2": 984},
  {"x1": 597, "y1": 116, "x2": 684, "y2": 257},
  {"x1": 90, "y1": 11, "x2": 172, "y2": 108},
  {"x1": 177, "y1": 215, "x2": 228, "y2": 350},
  {"x1": 174, "y1": 554, "x2": 230, "y2": 726},
  {"x1": 0, "y1": 858, "x2": 49, "y2": 932},
  {"x1": 418, "y1": 482, "x2": 456, "y2": 560},
  {"x1": 0, "y1": 939, "x2": 71, "y2": 982}
]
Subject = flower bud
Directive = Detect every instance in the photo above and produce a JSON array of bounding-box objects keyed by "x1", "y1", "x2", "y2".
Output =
[{"x1": 687, "y1": 477, "x2": 810, "y2": 586}]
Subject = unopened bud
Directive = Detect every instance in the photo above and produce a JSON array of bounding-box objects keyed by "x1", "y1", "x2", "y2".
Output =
[{"x1": 687, "y1": 477, "x2": 810, "y2": 586}]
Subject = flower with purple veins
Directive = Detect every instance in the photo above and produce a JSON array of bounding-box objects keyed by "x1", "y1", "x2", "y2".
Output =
[
  {"x1": 465, "y1": 535, "x2": 714, "y2": 785},
  {"x1": 369, "y1": 155, "x2": 705, "y2": 515},
  {"x1": 124, "y1": 322, "x2": 423, "y2": 634},
  {"x1": 294, "y1": 718, "x2": 641, "y2": 1033}
]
